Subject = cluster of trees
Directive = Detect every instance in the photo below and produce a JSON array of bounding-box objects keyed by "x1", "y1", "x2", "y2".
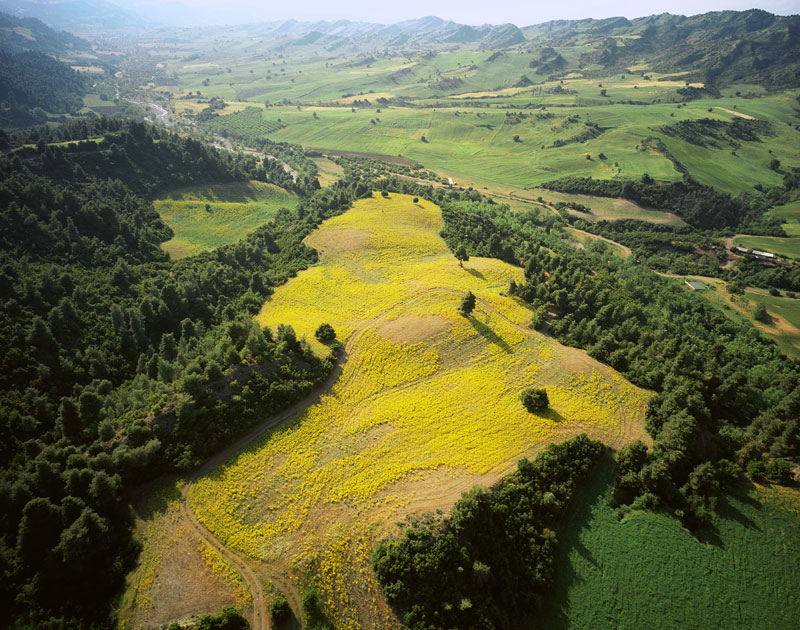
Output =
[
  {"x1": 0, "y1": 120, "x2": 372, "y2": 627},
  {"x1": 573, "y1": 219, "x2": 800, "y2": 292},
  {"x1": 543, "y1": 173, "x2": 777, "y2": 231},
  {"x1": 373, "y1": 435, "x2": 606, "y2": 630},
  {"x1": 197, "y1": 112, "x2": 320, "y2": 194},
  {"x1": 365, "y1": 177, "x2": 799, "y2": 533},
  {"x1": 331, "y1": 156, "x2": 447, "y2": 186},
  {"x1": 657, "y1": 117, "x2": 773, "y2": 149},
  {"x1": 0, "y1": 51, "x2": 87, "y2": 127}
]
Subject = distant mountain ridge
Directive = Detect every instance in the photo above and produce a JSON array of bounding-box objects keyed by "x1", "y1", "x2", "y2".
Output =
[
  {"x1": 0, "y1": 11, "x2": 90, "y2": 54},
  {"x1": 0, "y1": 0, "x2": 147, "y2": 31},
  {"x1": 522, "y1": 10, "x2": 800, "y2": 89},
  {"x1": 1, "y1": 1, "x2": 798, "y2": 88},
  {"x1": 239, "y1": 16, "x2": 526, "y2": 50}
]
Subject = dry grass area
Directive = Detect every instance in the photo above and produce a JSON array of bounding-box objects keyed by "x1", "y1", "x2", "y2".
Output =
[
  {"x1": 119, "y1": 481, "x2": 250, "y2": 629},
  {"x1": 312, "y1": 157, "x2": 345, "y2": 186},
  {"x1": 179, "y1": 193, "x2": 650, "y2": 627}
]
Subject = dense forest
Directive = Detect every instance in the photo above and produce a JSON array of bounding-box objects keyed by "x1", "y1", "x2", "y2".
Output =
[
  {"x1": 0, "y1": 119, "x2": 372, "y2": 627},
  {"x1": 0, "y1": 11, "x2": 91, "y2": 56},
  {"x1": 0, "y1": 51, "x2": 88, "y2": 127},
  {"x1": 373, "y1": 435, "x2": 606, "y2": 630}
]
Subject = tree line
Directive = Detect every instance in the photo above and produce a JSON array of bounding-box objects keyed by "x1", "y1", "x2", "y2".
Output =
[
  {"x1": 366, "y1": 176, "x2": 799, "y2": 532},
  {"x1": 373, "y1": 435, "x2": 605, "y2": 630},
  {"x1": 0, "y1": 119, "x2": 372, "y2": 628}
]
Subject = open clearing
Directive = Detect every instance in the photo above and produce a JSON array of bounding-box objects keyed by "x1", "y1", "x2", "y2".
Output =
[
  {"x1": 540, "y1": 459, "x2": 800, "y2": 629},
  {"x1": 659, "y1": 274, "x2": 800, "y2": 359},
  {"x1": 154, "y1": 180, "x2": 297, "y2": 258},
  {"x1": 734, "y1": 234, "x2": 800, "y2": 259},
  {"x1": 119, "y1": 481, "x2": 250, "y2": 630},
  {"x1": 179, "y1": 193, "x2": 650, "y2": 628}
]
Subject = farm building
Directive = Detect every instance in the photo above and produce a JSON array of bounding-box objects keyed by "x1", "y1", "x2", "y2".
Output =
[
  {"x1": 685, "y1": 280, "x2": 708, "y2": 291},
  {"x1": 752, "y1": 250, "x2": 776, "y2": 261}
]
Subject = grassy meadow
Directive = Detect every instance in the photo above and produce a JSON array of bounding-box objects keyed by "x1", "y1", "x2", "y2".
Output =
[
  {"x1": 734, "y1": 234, "x2": 800, "y2": 259},
  {"x1": 154, "y1": 180, "x2": 297, "y2": 258},
  {"x1": 539, "y1": 460, "x2": 800, "y2": 630},
  {"x1": 186, "y1": 193, "x2": 650, "y2": 628}
]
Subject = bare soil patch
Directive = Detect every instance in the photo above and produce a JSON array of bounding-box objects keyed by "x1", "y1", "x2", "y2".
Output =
[
  {"x1": 126, "y1": 509, "x2": 239, "y2": 630},
  {"x1": 308, "y1": 228, "x2": 372, "y2": 255},
  {"x1": 376, "y1": 314, "x2": 450, "y2": 345},
  {"x1": 715, "y1": 107, "x2": 756, "y2": 120}
]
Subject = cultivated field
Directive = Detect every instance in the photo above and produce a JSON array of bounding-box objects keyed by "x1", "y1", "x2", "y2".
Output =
[
  {"x1": 180, "y1": 193, "x2": 650, "y2": 627},
  {"x1": 154, "y1": 180, "x2": 297, "y2": 258},
  {"x1": 539, "y1": 460, "x2": 800, "y2": 629}
]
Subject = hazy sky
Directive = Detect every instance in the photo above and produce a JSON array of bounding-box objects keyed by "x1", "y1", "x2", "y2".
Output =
[{"x1": 155, "y1": 0, "x2": 800, "y2": 25}]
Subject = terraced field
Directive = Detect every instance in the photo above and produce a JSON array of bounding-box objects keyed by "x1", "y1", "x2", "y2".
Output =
[
  {"x1": 184, "y1": 193, "x2": 650, "y2": 627},
  {"x1": 154, "y1": 180, "x2": 297, "y2": 258}
]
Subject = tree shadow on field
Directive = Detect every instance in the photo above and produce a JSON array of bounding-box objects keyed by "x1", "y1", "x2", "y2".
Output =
[
  {"x1": 273, "y1": 606, "x2": 300, "y2": 630},
  {"x1": 468, "y1": 316, "x2": 512, "y2": 353},
  {"x1": 130, "y1": 475, "x2": 183, "y2": 521},
  {"x1": 465, "y1": 267, "x2": 485, "y2": 280},
  {"x1": 536, "y1": 454, "x2": 617, "y2": 629},
  {"x1": 539, "y1": 407, "x2": 567, "y2": 424},
  {"x1": 697, "y1": 482, "x2": 763, "y2": 549}
]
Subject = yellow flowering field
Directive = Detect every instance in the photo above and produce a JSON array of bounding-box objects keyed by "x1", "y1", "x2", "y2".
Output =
[
  {"x1": 119, "y1": 481, "x2": 245, "y2": 629},
  {"x1": 190, "y1": 192, "x2": 651, "y2": 627}
]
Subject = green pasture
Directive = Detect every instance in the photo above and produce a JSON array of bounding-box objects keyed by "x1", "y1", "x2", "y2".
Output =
[
  {"x1": 657, "y1": 95, "x2": 800, "y2": 194},
  {"x1": 154, "y1": 180, "x2": 297, "y2": 258},
  {"x1": 734, "y1": 235, "x2": 800, "y2": 259},
  {"x1": 540, "y1": 459, "x2": 800, "y2": 630},
  {"x1": 768, "y1": 199, "x2": 800, "y2": 224},
  {"x1": 531, "y1": 188, "x2": 686, "y2": 225},
  {"x1": 211, "y1": 103, "x2": 687, "y2": 189}
]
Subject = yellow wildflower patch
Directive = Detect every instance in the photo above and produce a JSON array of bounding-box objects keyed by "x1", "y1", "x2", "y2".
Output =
[{"x1": 190, "y1": 192, "x2": 650, "y2": 624}]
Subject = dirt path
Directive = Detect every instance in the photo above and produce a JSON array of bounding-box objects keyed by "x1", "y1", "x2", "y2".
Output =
[
  {"x1": 212, "y1": 135, "x2": 298, "y2": 183},
  {"x1": 494, "y1": 192, "x2": 633, "y2": 258},
  {"x1": 179, "y1": 345, "x2": 352, "y2": 629},
  {"x1": 714, "y1": 107, "x2": 755, "y2": 120}
]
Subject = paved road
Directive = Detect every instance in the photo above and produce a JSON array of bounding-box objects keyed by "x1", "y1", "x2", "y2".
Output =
[{"x1": 125, "y1": 98, "x2": 171, "y2": 126}]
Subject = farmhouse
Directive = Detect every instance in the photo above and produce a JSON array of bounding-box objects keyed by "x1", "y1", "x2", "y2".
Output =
[{"x1": 685, "y1": 280, "x2": 707, "y2": 291}]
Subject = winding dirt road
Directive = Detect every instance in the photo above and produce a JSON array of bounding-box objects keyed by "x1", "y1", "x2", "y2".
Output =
[{"x1": 179, "y1": 345, "x2": 351, "y2": 630}]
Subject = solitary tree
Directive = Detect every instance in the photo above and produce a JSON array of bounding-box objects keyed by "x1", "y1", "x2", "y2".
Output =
[
  {"x1": 460, "y1": 290, "x2": 476, "y2": 316},
  {"x1": 315, "y1": 323, "x2": 336, "y2": 343},
  {"x1": 754, "y1": 303, "x2": 769, "y2": 323},
  {"x1": 521, "y1": 387, "x2": 549, "y2": 412},
  {"x1": 455, "y1": 245, "x2": 469, "y2": 267}
]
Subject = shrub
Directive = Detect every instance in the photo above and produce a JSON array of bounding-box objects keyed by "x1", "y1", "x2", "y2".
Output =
[
  {"x1": 459, "y1": 290, "x2": 476, "y2": 316},
  {"x1": 315, "y1": 323, "x2": 336, "y2": 343},
  {"x1": 270, "y1": 596, "x2": 291, "y2": 625},
  {"x1": 301, "y1": 589, "x2": 332, "y2": 630},
  {"x1": 521, "y1": 387, "x2": 549, "y2": 412}
]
